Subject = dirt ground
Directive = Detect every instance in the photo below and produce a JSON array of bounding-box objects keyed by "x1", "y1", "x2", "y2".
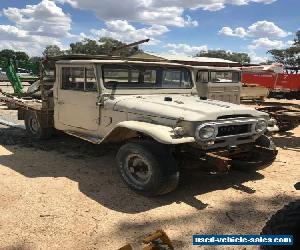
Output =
[{"x1": 0, "y1": 93, "x2": 299, "y2": 250}]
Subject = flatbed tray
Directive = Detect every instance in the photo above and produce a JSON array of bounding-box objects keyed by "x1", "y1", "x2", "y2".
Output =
[{"x1": 0, "y1": 93, "x2": 42, "y2": 111}]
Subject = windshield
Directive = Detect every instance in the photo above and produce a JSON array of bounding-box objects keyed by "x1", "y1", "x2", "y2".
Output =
[
  {"x1": 102, "y1": 64, "x2": 192, "y2": 89},
  {"x1": 210, "y1": 71, "x2": 240, "y2": 83}
]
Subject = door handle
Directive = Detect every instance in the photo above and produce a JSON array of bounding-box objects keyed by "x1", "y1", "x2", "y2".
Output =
[{"x1": 57, "y1": 100, "x2": 64, "y2": 105}]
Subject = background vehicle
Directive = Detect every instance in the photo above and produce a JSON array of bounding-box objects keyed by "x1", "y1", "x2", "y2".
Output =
[
  {"x1": 241, "y1": 64, "x2": 300, "y2": 100},
  {"x1": 0, "y1": 68, "x2": 7, "y2": 81},
  {"x1": 240, "y1": 84, "x2": 269, "y2": 101},
  {"x1": 193, "y1": 66, "x2": 241, "y2": 104},
  {"x1": 0, "y1": 55, "x2": 277, "y2": 196}
]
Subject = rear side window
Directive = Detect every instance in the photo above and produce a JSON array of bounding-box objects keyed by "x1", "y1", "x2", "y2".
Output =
[
  {"x1": 162, "y1": 69, "x2": 191, "y2": 88},
  {"x1": 61, "y1": 67, "x2": 97, "y2": 91},
  {"x1": 103, "y1": 66, "x2": 139, "y2": 85}
]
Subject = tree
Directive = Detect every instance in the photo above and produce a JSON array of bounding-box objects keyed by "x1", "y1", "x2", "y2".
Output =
[
  {"x1": 98, "y1": 37, "x2": 140, "y2": 56},
  {"x1": 196, "y1": 50, "x2": 251, "y2": 64},
  {"x1": 43, "y1": 45, "x2": 64, "y2": 57},
  {"x1": 69, "y1": 37, "x2": 141, "y2": 56},
  {"x1": 268, "y1": 30, "x2": 300, "y2": 67},
  {"x1": 0, "y1": 49, "x2": 30, "y2": 71},
  {"x1": 0, "y1": 49, "x2": 16, "y2": 62},
  {"x1": 30, "y1": 56, "x2": 43, "y2": 64},
  {"x1": 69, "y1": 39, "x2": 102, "y2": 55},
  {"x1": 294, "y1": 30, "x2": 300, "y2": 45},
  {"x1": 15, "y1": 51, "x2": 29, "y2": 61}
]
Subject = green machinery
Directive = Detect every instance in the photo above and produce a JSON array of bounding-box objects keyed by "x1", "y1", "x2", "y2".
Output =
[
  {"x1": 5, "y1": 59, "x2": 24, "y2": 96},
  {"x1": 0, "y1": 59, "x2": 39, "y2": 96}
]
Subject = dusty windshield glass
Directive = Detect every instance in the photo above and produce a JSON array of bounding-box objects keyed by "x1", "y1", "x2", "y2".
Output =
[
  {"x1": 210, "y1": 71, "x2": 240, "y2": 83},
  {"x1": 102, "y1": 64, "x2": 192, "y2": 89}
]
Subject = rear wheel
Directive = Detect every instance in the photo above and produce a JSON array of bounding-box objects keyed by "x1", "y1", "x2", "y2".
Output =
[
  {"x1": 24, "y1": 111, "x2": 52, "y2": 139},
  {"x1": 116, "y1": 141, "x2": 179, "y2": 196}
]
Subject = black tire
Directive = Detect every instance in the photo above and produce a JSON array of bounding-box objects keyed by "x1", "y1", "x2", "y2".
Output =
[
  {"x1": 261, "y1": 201, "x2": 300, "y2": 250},
  {"x1": 232, "y1": 136, "x2": 277, "y2": 171},
  {"x1": 116, "y1": 140, "x2": 179, "y2": 196},
  {"x1": 24, "y1": 111, "x2": 52, "y2": 140}
]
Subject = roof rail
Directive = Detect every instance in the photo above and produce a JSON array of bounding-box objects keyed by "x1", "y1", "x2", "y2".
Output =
[{"x1": 44, "y1": 54, "x2": 167, "y2": 62}]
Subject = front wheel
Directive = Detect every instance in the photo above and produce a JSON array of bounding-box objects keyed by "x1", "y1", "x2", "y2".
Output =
[{"x1": 116, "y1": 141, "x2": 179, "y2": 196}]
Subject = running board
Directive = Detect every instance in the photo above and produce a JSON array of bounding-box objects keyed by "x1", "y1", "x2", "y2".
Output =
[{"x1": 64, "y1": 131, "x2": 103, "y2": 144}]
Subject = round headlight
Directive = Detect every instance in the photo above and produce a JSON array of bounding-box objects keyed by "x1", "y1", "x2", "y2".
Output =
[
  {"x1": 197, "y1": 125, "x2": 216, "y2": 140},
  {"x1": 256, "y1": 120, "x2": 267, "y2": 132}
]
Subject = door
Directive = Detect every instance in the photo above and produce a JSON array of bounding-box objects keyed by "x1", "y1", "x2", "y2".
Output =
[{"x1": 57, "y1": 66, "x2": 99, "y2": 131}]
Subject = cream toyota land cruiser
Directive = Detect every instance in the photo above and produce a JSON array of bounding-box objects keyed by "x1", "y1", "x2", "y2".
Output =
[{"x1": 23, "y1": 58, "x2": 277, "y2": 196}]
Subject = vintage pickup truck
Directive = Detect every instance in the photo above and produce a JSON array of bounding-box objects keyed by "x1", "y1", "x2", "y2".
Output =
[{"x1": 0, "y1": 56, "x2": 277, "y2": 196}]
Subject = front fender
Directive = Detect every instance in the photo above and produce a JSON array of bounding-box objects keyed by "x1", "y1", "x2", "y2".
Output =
[{"x1": 101, "y1": 121, "x2": 195, "y2": 145}]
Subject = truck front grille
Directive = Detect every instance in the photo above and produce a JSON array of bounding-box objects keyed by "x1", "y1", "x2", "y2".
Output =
[{"x1": 217, "y1": 124, "x2": 250, "y2": 137}]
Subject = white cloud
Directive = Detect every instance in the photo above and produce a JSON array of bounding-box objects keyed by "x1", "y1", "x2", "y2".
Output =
[
  {"x1": 219, "y1": 20, "x2": 290, "y2": 38},
  {"x1": 84, "y1": 20, "x2": 169, "y2": 45},
  {"x1": 164, "y1": 43, "x2": 208, "y2": 55},
  {"x1": 56, "y1": 0, "x2": 277, "y2": 27},
  {"x1": 3, "y1": 0, "x2": 72, "y2": 37},
  {"x1": 219, "y1": 27, "x2": 247, "y2": 37},
  {"x1": 0, "y1": 25, "x2": 63, "y2": 55},
  {"x1": 248, "y1": 51, "x2": 268, "y2": 63},
  {"x1": 248, "y1": 37, "x2": 291, "y2": 50},
  {"x1": 247, "y1": 21, "x2": 291, "y2": 38},
  {"x1": 0, "y1": 0, "x2": 71, "y2": 55}
]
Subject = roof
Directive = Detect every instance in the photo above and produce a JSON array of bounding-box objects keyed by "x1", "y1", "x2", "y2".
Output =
[
  {"x1": 55, "y1": 59, "x2": 191, "y2": 68},
  {"x1": 46, "y1": 54, "x2": 165, "y2": 62},
  {"x1": 239, "y1": 63, "x2": 284, "y2": 73},
  {"x1": 131, "y1": 52, "x2": 238, "y2": 64},
  {"x1": 191, "y1": 66, "x2": 241, "y2": 71}
]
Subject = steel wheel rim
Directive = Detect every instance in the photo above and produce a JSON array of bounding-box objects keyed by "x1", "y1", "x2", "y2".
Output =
[
  {"x1": 125, "y1": 154, "x2": 152, "y2": 185},
  {"x1": 29, "y1": 117, "x2": 39, "y2": 133}
]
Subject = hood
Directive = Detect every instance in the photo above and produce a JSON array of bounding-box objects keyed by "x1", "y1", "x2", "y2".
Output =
[{"x1": 108, "y1": 94, "x2": 266, "y2": 121}]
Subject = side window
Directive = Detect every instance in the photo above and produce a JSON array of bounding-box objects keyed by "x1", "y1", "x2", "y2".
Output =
[
  {"x1": 103, "y1": 67, "x2": 139, "y2": 84},
  {"x1": 143, "y1": 70, "x2": 156, "y2": 84},
  {"x1": 197, "y1": 71, "x2": 209, "y2": 83},
  {"x1": 232, "y1": 72, "x2": 241, "y2": 82},
  {"x1": 61, "y1": 67, "x2": 97, "y2": 91},
  {"x1": 162, "y1": 69, "x2": 191, "y2": 87},
  {"x1": 62, "y1": 67, "x2": 84, "y2": 90}
]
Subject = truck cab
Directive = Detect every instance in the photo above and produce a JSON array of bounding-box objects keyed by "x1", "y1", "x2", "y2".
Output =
[{"x1": 194, "y1": 66, "x2": 242, "y2": 104}]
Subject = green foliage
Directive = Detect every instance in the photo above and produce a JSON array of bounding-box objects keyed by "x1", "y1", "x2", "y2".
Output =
[
  {"x1": 0, "y1": 49, "x2": 39, "y2": 75},
  {"x1": 43, "y1": 45, "x2": 64, "y2": 57},
  {"x1": 295, "y1": 30, "x2": 300, "y2": 45},
  {"x1": 268, "y1": 30, "x2": 300, "y2": 67},
  {"x1": 0, "y1": 49, "x2": 30, "y2": 62},
  {"x1": 0, "y1": 49, "x2": 15, "y2": 62},
  {"x1": 69, "y1": 37, "x2": 140, "y2": 56},
  {"x1": 196, "y1": 50, "x2": 250, "y2": 64}
]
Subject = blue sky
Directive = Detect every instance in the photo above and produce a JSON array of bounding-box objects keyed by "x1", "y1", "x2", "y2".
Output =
[{"x1": 0, "y1": 0, "x2": 299, "y2": 62}]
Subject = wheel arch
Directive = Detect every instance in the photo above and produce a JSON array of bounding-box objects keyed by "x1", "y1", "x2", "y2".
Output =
[{"x1": 100, "y1": 121, "x2": 195, "y2": 145}]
